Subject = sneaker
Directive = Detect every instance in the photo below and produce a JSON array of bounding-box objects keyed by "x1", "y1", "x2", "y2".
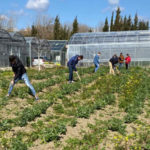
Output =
[
  {"x1": 35, "y1": 96, "x2": 39, "y2": 100},
  {"x1": 71, "y1": 81, "x2": 74, "y2": 83},
  {"x1": 6, "y1": 94, "x2": 10, "y2": 97}
]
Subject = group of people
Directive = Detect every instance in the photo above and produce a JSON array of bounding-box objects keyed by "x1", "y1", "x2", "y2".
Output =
[
  {"x1": 92, "y1": 52, "x2": 131, "y2": 74},
  {"x1": 109, "y1": 53, "x2": 131, "y2": 75},
  {"x1": 6, "y1": 53, "x2": 131, "y2": 100}
]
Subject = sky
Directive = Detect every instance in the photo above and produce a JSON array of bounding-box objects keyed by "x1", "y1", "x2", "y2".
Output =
[{"x1": 0, "y1": 0, "x2": 150, "y2": 30}]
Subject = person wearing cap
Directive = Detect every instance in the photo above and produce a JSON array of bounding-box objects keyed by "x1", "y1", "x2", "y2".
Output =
[
  {"x1": 109, "y1": 54, "x2": 119, "y2": 75},
  {"x1": 93, "y1": 52, "x2": 101, "y2": 72},
  {"x1": 7, "y1": 55, "x2": 39, "y2": 100},
  {"x1": 67, "y1": 55, "x2": 83, "y2": 83}
]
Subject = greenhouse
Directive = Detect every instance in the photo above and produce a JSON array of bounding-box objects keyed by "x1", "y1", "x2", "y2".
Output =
[
  {"x1": 39, "y1": 39, "x2": 51, "y2": 59},
  {"x1": 67, "y1": 30, "x2": 150, "y2": 66},
  {"x1": 0, "y1": 29, "x2": 12, "y2": 67},
  {"x1": 9, "y1": 32, "x2": 27, "y2": 66},
  {"x1": 25, "y1": 37, "x2": 39, "y2": 67},
  {"x1": 26, "y1": 37, "x2": 51, "y2": 67},
  {"x1": 0, "y1": 30, "x2": 27, "y2": 67},
  {"x1": 48, "y1": 40, "x2": 67, "y2": 65}
]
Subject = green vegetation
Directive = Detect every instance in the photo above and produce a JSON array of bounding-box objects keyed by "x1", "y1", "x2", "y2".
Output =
[{"x1": 0, "y1": 66, "x2": 150, "y2": 150}]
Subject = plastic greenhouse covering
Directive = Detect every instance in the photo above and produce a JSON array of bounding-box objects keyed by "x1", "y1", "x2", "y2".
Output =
[
  {"x1": 48, "y1": 40, "x2": 67, "y2": 65},
  {"x1": 68, "y1": 30, "x2": 150, "y2": 66}
]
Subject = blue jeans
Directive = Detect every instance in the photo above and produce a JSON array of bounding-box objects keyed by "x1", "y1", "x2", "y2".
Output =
[
  {"x1": 119, "y1": 63, "x2": 123, "y2": 70},
  {"x1": 68, "y1": 66, "x2": 73, "y2": 81},
  {"x1": 94, "y1": 63, "x2": 99, "y2": 72},
  {"x1": 8, "y1": 73, "x2": 36, "y2": 96}
]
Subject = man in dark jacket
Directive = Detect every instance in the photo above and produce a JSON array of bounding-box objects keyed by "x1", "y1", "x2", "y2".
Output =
[
  {"x1": 7, "y1": 55, "x2": 38, "y2": 100},
  {"x1": 93, "y1": 52, "x2": 101, "y2": 72},
  {"x1": 109, "y1": 54, "x2": 119, "y2": 75},
  {"x1": 67, "y1": 55, "x2": 83, "y2": 83}
]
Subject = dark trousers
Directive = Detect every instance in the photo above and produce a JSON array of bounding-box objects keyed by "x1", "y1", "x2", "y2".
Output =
[
  {"x1": 126, "y1": 64, "x2": 129, "y2": 69},
  {"x1": 69, "y1": 66, "x2": 73, "y2": 81}
]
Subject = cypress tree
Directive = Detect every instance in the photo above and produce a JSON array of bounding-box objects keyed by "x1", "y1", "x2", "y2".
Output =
[
  {"x1": 88, "y1": 28, "x2": 93, "y2": 32},
  {"x1": 110, "y1": 12, "x2": 114, "y2": 31},
  {"x1": 127, "y1": 15, "x2": 132, "y2": 30},
  {"x1": 54, "y1": 15, "x2": 60, "y2": 40},
  {"x1": 31, "y1": 25, "x2": 37, "y2": 36},
  {"x1": 120, "y1": 18, "x2": 124, "y2": 31},
  {"x1": 146, "y1": 21, "x2": 149, "y2": 30},
  {"x1": 103, "y1": 18, "x2": 109, "y2": 32},
  {"x1": 72, "y1": 16, "x2": 79, "y2": 35},
  {"x1": 114, "y1": 7, "x2": 121, "y2": 31},
  {"x1": 133, "y1": 13, "x2": 138, "y2": 30},
  {"x1": 123, "y1": 16, "x2": 128, "y2": 31}
]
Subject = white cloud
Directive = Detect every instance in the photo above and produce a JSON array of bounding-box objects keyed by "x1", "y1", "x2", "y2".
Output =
[
  {"x1": 10, "y1": 9, "x2": 25, "y2": 16},
  {"x1": 113, "y1": 6, "x2": 125, "y2": 11},
  {"x1": 26, "y1": 0, "x2": 50, "y2": 11},
  {"x1": 108, "y1": 0, "x2": 119, "y2": 5},
  {"x1": 0, "y1": 15, "x2": 9, "y2": 20},
  {"x1": 102, "y1": 6, "x2": 125, "y2": 13}
]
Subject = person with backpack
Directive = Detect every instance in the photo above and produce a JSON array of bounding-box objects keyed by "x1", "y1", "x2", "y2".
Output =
[
  {"x1": 67, "y1": 55, "x2": 83, "y2": 83},
  {"x1": 109, "y1": 54, "x2": 119, "y2": 75},
  {"x1": 93, "y1": 52, "x2": 101, "y2": 72},
  {"x1": 125, "y1": 54, "x2": 131, "y2": 69},
  {"x1": 7, "y1": 55, "x2": 39, "y2": 100},
  {"x1": 118, "y1": 53, "x2": 124, "y2": 70}
]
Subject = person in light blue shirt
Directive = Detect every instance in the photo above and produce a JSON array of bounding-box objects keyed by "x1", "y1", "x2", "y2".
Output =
[{"x1": 93, "y1": 52, "x2": 101, "y2": 72}]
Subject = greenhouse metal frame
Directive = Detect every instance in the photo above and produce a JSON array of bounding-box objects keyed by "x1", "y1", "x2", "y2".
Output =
[
  {"x1": 67, "y1": 30, "x2": 150, "y2": 67},
  {"x1": 48, "y1": 40, "x2": 67, "y2": 65},
  {"x1": 0, "y1": 29, "x2": 27, "y2": 67}
]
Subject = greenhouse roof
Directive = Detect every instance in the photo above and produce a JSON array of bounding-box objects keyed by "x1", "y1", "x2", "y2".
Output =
[
  {"x1": 68, "y1": 30, "x2": 150, "y2": 45},
  {"x1": 40, "y1": 39, "x2": 50, "y2": 50},
  {"x1": 0, "y1": 29, "x2": 11, "y2": 42},
  {"x1": 48, "y1": 40, "x2": 67, "y2": 51},
  {"x1": 25, "y1": 37, "x2": 39, "y2": 44},
  {"x1": 9, "y1": 32, "x2": 26, "y2": 44}
]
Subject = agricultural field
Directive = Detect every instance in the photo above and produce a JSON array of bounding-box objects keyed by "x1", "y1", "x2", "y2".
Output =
[{"x1": 0, "y1": 66, "x2": 150, "y2": 150}]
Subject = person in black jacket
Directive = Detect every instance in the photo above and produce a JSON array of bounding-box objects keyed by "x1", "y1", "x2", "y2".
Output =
[
  {"x1": 7, "y1": 55, "x2": 38, "y2": 100},
  {"x1": 109, "y1": 54, "x2": 119, "y2": 75}
]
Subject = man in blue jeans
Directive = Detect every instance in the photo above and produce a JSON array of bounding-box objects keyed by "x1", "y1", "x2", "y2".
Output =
[
  {"x1": 67, "y1": 55, "x2": 83, "y2": 83},
  {"x1": 7, "y1": 55, "x2": 39, "y2": 100},
  {"x1": 93, "y1": 52, "x2": 101, "y2": 72}
]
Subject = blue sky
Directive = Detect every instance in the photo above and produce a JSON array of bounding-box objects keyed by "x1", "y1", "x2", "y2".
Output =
[{"x1": 0, "y1": 0, "x2": 150, "y2": 30}]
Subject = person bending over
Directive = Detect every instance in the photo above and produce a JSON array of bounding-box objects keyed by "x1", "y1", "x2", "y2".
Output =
[
  {"x1": 67, "y1": 55, "x2": 83, "y2": 83},
  {"x1": 7, "y1": 55, "x2": 39, "y2": 100},
  {"x1": 109, "y1": 54, "x2": 119, "y2": 75}
]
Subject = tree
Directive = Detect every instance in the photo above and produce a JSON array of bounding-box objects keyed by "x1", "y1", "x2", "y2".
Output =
[
  {"x1": 114, "y1": 7, "x2": 121, "y2": 31},
  {"x1": 31, "y1": 25, "x2": 37, "y2": 36},
  {"x1": 33, "y1": 15, "x2": 53, "y2": 39},
  {"x1": 123, "y1": 16, "x2": 128, "y2": 31},
  {"x1": 88, "y1": 28, "x2": 93, "y2": 32},
  {"x1": 127, "y1": 15, "x2": 132, "y2": 30},
  {"x1": 72, "y1": 16, "x2": 79, "y2": 35},
  {"x1": 103, "y1": 18, "x2": 109, "y2": 32},
  {"x1": 54, "y1": 15, "x2": 60, "y2": 40},
  {"x1": 133, "y1": 13, "x2": 138, "y2": 30},
  {"x1": 60, "y1": 25, "x2": 70, "y2": 40},
  {"x1": 0, "y1": 15, "x2": 16, "y2": 31},
  {"x1": 110, "y1": 12, "x2": 114, "y2": 31}
]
